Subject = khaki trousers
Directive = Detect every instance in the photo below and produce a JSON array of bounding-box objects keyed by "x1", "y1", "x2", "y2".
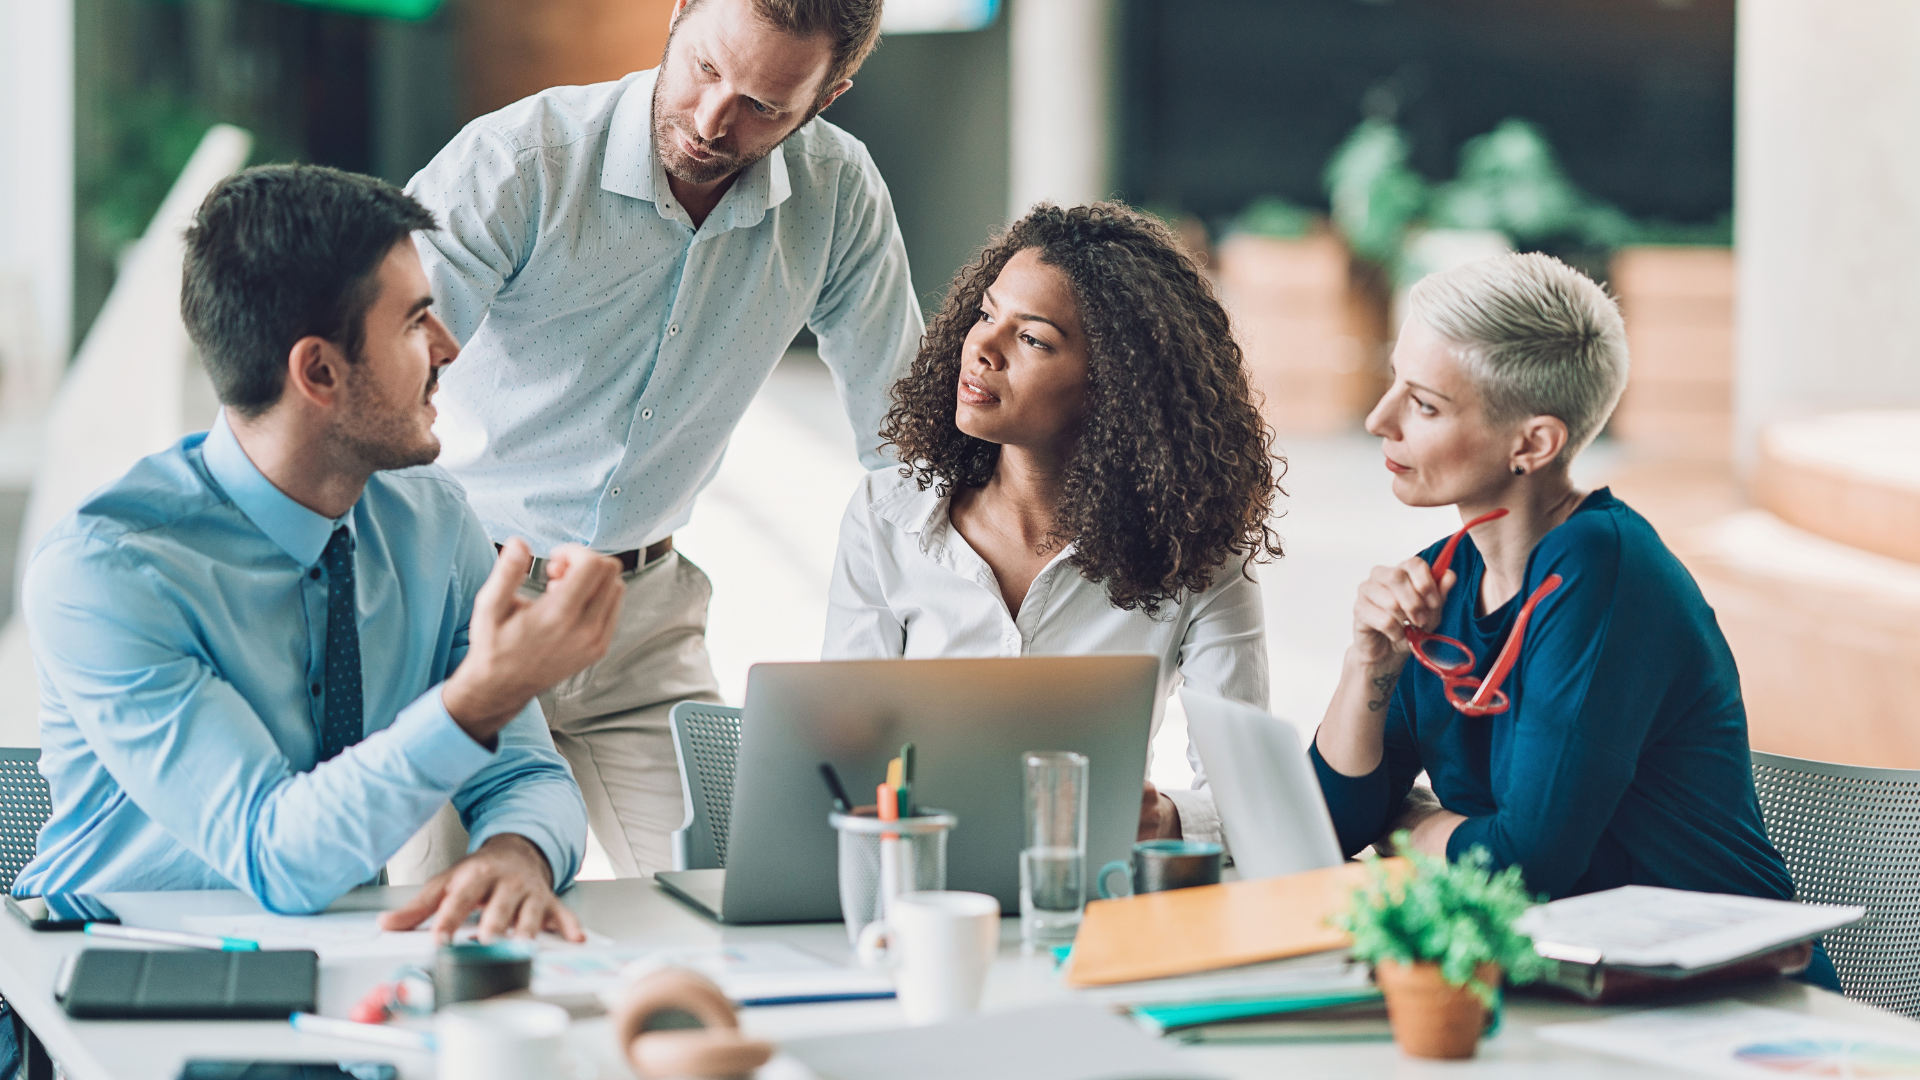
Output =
[{"x1": 388, "y1": 550, "x2": 723, "y2": 884}]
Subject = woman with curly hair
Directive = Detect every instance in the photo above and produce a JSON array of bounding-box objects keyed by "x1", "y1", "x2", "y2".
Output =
[{"x1": 824, "y1": 202, "x2": 1284, "y2": 843}]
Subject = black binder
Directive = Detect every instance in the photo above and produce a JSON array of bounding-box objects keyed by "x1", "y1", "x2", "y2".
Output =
[{"x1": 58, "y1": 948, "x2": 319, "y2": 1019}]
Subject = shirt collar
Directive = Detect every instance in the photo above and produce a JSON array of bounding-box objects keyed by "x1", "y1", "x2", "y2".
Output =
[
  {"x1": 871, "y1": 475, "x2": 1077, "y2": 566},
  {"x1": 202, "y1": 410, "x2": 353, "y2": 567},
  {"x1": 600, "y1": 66, "x2": 795, "y2": 229}
]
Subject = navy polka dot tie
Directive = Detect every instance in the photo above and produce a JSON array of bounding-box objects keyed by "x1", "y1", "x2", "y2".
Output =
[{"x1": 318, "y1": 526, "x2": 364, "y2": 762}]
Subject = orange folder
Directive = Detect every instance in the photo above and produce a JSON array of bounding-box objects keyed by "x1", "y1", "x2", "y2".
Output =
[{"x1": 1062, "y1": 859, "x2": 1408, "y2": 988}]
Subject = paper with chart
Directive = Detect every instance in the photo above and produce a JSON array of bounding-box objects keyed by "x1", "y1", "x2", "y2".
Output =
[
  {"x1": 1539, "y1": 1002, "x2": 1920, "y2": 1079},
  {"x1": 1515, "y1": 886, "x2": 1862, "y2": 969}
]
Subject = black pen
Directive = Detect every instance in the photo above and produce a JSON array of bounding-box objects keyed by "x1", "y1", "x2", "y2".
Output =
[
  {"x1": 900, "y1": 742, "x2": 916, "y2": 817},
  {"x1": 818, "y1": 762, "x2": 854, "y2": 812}
]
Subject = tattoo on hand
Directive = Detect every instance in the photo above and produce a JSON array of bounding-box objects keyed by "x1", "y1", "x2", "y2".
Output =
[{"x1": 1367, "y1": 670, "x2": 1400, "y2": 712}]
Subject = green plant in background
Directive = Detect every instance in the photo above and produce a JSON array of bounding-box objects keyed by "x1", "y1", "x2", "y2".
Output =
[
  {"x1": 1304, "y1": 115, "x2": 1731, "y2": 271},
  {"x1": 1323, "y1": 117, "x2": 1430, "y2": 265},
  {"x1": 79, "y1": 89, "x2": 216, "y2": 259},
  {"x1": 1336, "y1": 832, "x2": 1548, "y2": 1007},
  {"x1": 280, "y1": 0, "x2": 442, "y2": 19},
  {"x1": 1233, "y1": 195, "x2": 1317, "y2": 241},
  {"x1": 1428, "y1": 119, "x2": 1583, "y2": 245},
  {"x1": 1628, "y1": 210, "x2": 1734, "y2": 247}
]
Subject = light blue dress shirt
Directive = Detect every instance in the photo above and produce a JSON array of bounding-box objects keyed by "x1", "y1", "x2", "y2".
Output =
[
  {"x1": 14, "y1": 413, "x2": 587, "y2": 912},
  {"x1": 407, "y1": 67, "x2": 923, "y2": 554}
]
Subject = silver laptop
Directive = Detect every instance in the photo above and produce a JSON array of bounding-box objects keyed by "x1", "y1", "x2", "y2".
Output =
[
  {"x1": 657, "y1": 656, "x2": 1159, "y2": 923},
  {"x1": 1180, "y1": 689, "x2": 1344, "y2": 880}
]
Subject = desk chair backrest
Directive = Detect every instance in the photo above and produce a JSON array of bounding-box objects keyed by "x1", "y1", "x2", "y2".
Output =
[
  {"x1": 1752, "y1": 750, "x2": 1920, "y2": 1017},
  {"x1": 0, "y1": 747, "x2": 50, "y2": 893},
  {"x1": 669, "y1": 702, "x2": 743, "y2": 871}
]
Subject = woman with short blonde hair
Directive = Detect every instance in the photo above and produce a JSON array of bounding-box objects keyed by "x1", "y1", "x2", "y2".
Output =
[{"x1": 1312, "y1": 252, "x2": 1830, "y2": 985}]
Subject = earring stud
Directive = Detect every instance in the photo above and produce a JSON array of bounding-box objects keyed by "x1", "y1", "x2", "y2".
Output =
[{"x1": 1512, "y1": 465, "x2": 1526, "y2": 476}]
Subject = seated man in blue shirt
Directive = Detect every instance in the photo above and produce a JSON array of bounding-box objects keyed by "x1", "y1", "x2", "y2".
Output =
[{"x1": 12, "y1": 164, "x2": 625, "y2": 942}]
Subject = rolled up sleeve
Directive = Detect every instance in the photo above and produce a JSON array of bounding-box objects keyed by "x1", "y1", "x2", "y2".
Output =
[{"x1": 809, "y1": 151, "x2": 923, "y2": 470}]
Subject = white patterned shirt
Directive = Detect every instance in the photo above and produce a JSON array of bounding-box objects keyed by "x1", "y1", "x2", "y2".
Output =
[
  {"x1": 824, "y1": 468, "x2": 1273, "y2": 844},
  {"x1": 407, "y1": 68, "x2": 923, "y2": 554}
]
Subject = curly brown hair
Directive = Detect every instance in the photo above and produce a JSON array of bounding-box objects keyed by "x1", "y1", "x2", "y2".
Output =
[{"x1": 882, "y1": 201, "x2": 1285, "y2": 615}]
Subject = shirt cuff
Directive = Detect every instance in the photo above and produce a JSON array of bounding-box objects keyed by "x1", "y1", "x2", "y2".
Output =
[
  {"x1": 1446, "y1": 815, "x2": 1493, "y2": 865},
  {"x1": 467, "y1": 816, "x2": 581, "y2": 893},
  {"x1": 1165, "y1": 787, "x2": 1223, "y2": 849},
  {"x1": 388, "y1": 684, "x2": 496, "y2": 791}
]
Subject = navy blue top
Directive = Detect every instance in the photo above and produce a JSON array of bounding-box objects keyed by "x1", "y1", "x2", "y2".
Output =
[{"x1": 1310, "y1": 488, "x2": 1793, "y2": 901}]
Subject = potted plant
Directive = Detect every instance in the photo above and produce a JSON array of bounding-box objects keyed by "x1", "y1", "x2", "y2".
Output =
[{"x1": 1336, "y1": 833, "x2": 1546, "y2": 1060}]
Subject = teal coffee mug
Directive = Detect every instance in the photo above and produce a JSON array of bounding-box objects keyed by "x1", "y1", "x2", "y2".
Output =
[{"x1": 1096, "y1": 839, "x2": 1225, "y2": 898}]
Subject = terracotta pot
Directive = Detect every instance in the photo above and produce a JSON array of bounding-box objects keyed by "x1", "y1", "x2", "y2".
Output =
[{"x1": 1374, "y1": 959, "x2": 1500, "y2": 1060}]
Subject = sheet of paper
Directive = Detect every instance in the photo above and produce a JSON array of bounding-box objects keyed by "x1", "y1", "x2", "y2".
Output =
[
  {"x1": 1538, "y1": 1001, "x2": 1920, "y2": 1079},
  {"x1": 532, "y1": 941, "x2": 891, "y2": 1002},
  {"x1": 180, "y1": 910, "x2": 607, "y2": 961},
  {"x1": 181, "y1": 911, "x2": 437, "y2": 959},
  {"x1": 1514, "y1": 886, "x2": 1862, "y2": 969}
]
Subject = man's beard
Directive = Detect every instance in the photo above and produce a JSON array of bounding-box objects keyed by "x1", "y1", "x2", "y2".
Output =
[
  {"x1": 330, "y1": 365, "x2": 441, "y2": 473},
  {"x1": 650, "y1": 70, "x2": 804, "y2": 186}
]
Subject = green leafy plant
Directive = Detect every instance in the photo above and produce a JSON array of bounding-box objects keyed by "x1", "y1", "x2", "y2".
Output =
[
  {"x1": 1233, "y1": 195, "x2": 1318, "y2": 241},
  {"x1": 1336, "y1": 832, "x2": 1548, "y2": 1006},
  {"x1": 1323, "y1": 118, "x2": 1430, "y2": 265}
]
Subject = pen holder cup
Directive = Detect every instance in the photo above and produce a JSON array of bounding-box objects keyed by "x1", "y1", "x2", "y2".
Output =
[{"x1": 830, "y1": 807, "x2": 956, "y2": 945}]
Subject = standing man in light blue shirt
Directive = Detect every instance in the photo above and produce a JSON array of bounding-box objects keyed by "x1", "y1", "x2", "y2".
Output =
[
  {"x1": 405, "y1": 0, "x2": 922, "y2": 878},
  {"x1": 16, "y1": 165, "x2": 626, "y2": 939}
]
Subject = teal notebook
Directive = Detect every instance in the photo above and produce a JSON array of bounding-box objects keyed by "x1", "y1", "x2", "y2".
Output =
[{"x1": 1132, "y1": 986, "x2": 1384, "y2": 1035}]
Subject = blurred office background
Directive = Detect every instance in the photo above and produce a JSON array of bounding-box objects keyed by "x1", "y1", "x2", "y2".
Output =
[{"x1": 2, "y1": 0, "x2": 1919, "y2": 815}]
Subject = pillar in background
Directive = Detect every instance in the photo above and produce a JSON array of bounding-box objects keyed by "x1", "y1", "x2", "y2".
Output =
[
  {"x1": 1734, "y1": 0, "x2": 1920, "y2": 468},
  {"x1": 0, "y1": 0, "x2": 74, "y2": 382},
  {"x1": 1007, "y1": 0, "x2": 1113, "y2": 219},
  {"x1": 461, "y1": 0, "x2": 675, "y2": 120}
]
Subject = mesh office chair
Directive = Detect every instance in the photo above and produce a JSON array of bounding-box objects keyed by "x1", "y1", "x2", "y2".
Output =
[
  {"x1": 1, "y1": 748, "x2": 53, "y2": 1080},
  {"x1": 668, "y1": 702, "x2": 743, "y2": 872},
  {"x1": 1751, "y1": 750, "x2": 1920, "y2": 1018},
  {"x1": 0, "y1": 748, "x2": 49, "y2": 895}
]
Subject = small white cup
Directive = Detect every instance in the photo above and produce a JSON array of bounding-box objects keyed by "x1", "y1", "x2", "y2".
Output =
[
  {"x1": 435, "y1": 999, "x2": 578, "y2": 1080},
  {"x1": 856, "y1": 890, "x2": 1001, "y2": 1025}
]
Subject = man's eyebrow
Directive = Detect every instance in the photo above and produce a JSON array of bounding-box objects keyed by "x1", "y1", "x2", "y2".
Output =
[
  {"x1": 1406, "y1": 379, "x2": 1452, "y2": 402},
  {"x1": 698, "y1": 43, "x2": 795, "y2": 113},
  {"x1": 407, "y1": 296, "x2": 433, "y2": 317}
]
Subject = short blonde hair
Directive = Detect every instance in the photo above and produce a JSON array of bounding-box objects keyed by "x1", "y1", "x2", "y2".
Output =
[{"x1": 1407, "y1": 252, "x2": 1629, "y2": 458}]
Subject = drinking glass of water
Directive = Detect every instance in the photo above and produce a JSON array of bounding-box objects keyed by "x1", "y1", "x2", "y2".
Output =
[{"x1": 1020, "y1": 750, "x2": 1090, "y2": 947}]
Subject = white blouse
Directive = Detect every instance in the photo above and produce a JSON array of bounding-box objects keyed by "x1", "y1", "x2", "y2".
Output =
[{"x1": 823, "y1": 467, "x2": 1272, "y2": 843}]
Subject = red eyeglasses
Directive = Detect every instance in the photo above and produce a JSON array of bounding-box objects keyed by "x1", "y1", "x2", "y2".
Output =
[{"x1": 1403, "y1": 508, "x2": 1562, "y2": 716}]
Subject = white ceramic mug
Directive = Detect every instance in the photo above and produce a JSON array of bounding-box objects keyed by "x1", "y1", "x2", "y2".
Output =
[
  {"x1": 856, "y1": 890, "x2": 1000, "y2": 1025},
  {"x1": 435, "y1": 999, "x2": 582, "y2": 1080}
]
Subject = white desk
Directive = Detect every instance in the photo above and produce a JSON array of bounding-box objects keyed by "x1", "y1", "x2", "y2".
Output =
[{"x1": 3, "y1": 880, "x2": 1914, "y2": 1080}]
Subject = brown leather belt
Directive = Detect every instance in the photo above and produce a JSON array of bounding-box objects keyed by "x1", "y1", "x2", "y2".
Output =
[
  {"x1": 618, "y1": 537, "x2": 675, "y2": 573},
  {"x1": 498, "y1": 536, "x2": 672, "y2": 576}
]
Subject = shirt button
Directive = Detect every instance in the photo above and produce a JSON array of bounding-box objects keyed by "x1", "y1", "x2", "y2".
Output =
[
  {"x1": 310, "y1": 683, "x2": 321, "y2": 696},
  {"x1": 309, "y1": 568, "x2": 321, "y2": 580},
  {"x1": 611, "y1": 487, "x2": 622, "y2": 496},
  {"x1": 641, "y1": 408, "x2": 653, "y2": 420},
  {"x1": 668, "y1": 324, "x2": 679, "y2": 336}
]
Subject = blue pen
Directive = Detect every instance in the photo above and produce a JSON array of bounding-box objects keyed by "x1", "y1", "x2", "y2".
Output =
[
  {"x1": 736, "y1": 991, "x2": 897, "y2": 1008},
  {"x1": 84, "y1": 923, "x2": 259, "y2": 951}
]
